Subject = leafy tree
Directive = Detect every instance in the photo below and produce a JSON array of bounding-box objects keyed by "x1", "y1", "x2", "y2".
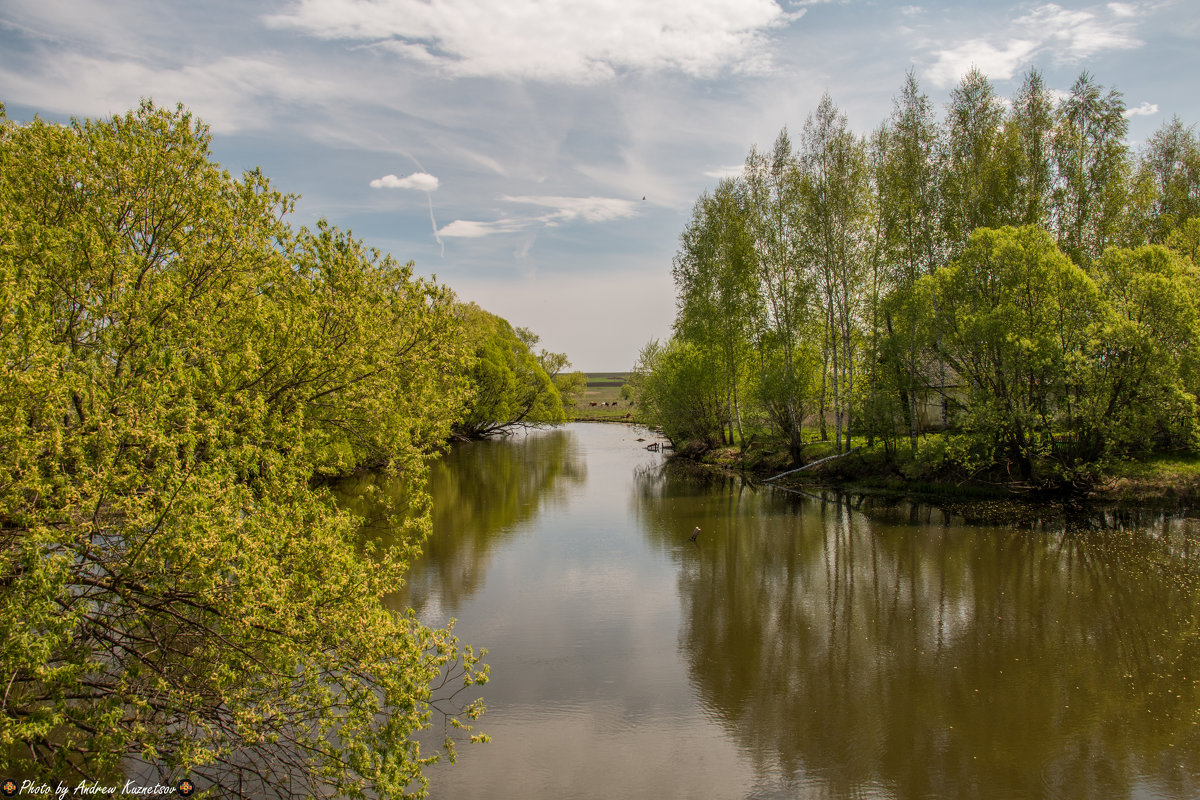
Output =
[
  {"x1": 1052, "y1": 72, "x2": 1131, "y2": 265},
  {"x1": 1090, "y1": 244, "x2": 1200, "y2": 454},
  {"x1": 1137, "y1": 117, "x2": 1200, "y2": 243},
  {"x1": 874, "y1": 72, "x2": 945, "y2": 446},
  {"x1": 0, "y1": 102, "x2": 486, "y2": 797},
  {"x1": 942, "y1": 68, "x2": 1010, "y2": 256},
  {"x1": 672, "y1": 178, "x2": 760, "y2": 447},
  {"x1": 518, "y1": 327, "x2": 586, "y2": 408},
  {"x1": 915, "y1": 225, "x2": 1193, "y2": 481},
  {"x1": 1007, "y1": 69, "x2": 1057, "y2": 229},
  {"x1": 454, "y1": 304, "x2": 565, "y2": 438},
  {"x1": 744, "y1": 129, "x2": 812, "y2": 457},
  {"x1": 630, "y1": 338, "x2": 726, "y2": 448},
  {"x1": 800, "y1": 93, "x2": 874, "y2": 452}
]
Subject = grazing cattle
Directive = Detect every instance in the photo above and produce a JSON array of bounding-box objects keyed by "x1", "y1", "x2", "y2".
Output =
[{"x1": 589, "y1": 401, "x2": 597, "y2": 407}]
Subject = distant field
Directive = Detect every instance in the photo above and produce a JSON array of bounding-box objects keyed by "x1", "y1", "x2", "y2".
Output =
[
  {"x1": 585, "y1": 372, "x2": 627, "y2": 386},
  {"x1": 570, "y1": 372, "x2": 635, "y2": 420}
]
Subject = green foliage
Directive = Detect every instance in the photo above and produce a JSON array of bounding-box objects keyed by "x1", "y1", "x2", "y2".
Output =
[
  {"x1": 751, "y1": 330, "x2": 818, "y2": 446},
  {"x1": 920, "y1": 226, "x2": 1107, "y2": 478},
  {"x1": 653, "y1": 67, "x2": 1200, "y2": 485},
  {"x1": 453, "y1": 304, "x2": 565, "y2": 438},
  {"x1": 631, "y1": 339, "x2": 725, "y2": 448},
  {"x1": 919, "y1": 227, "x2": 1198, "y2": 480},
  {"x1": 673, "y1": 178, "x2": 759, "y2": 446},
  {"x1": 554, "y1": 370, "x2": 588, "y2": 407},
  {"x1": 1052, "y1": 73, "x2": 1131, "y2": 265},
  {"x1": 0, "y1": 102, "x2": 486, "y2": 796}
]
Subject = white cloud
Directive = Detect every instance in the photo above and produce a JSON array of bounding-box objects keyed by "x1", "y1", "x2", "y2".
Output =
[
  {"x1": 926, "y1": 2, "x2": 1143, "y2": 87},
  {"x1": 370, "y1": 171, "x2": 440, "y2": 191},
  {"x1": 0, "y1": 51, "x2": 348, "y2": 133},
  {"x1": 1125, "y1": 100, "x2": 1159, "y2": 117},
  {"x1": 437, "y1": 194, "x2": 639, "y2": 238},
  {"x1": 502, "y1": 195, "x2": 640, "y2": 223},
  {"x1": 264, "y1": 0, "x2": 800, "y2": 83},
  {"x1": 1020, "y1": 3, "x2": 1141, "y2": 59},
  {"x1": 437, "y1": 218, "x2": 527, "y2": 238},
  {"x1": 927, "y1": 38, "x2": 1040, "y2": 86}
]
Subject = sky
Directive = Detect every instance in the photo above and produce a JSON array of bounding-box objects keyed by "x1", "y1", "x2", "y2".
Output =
[{"x1": 2, "y1": 1, "x2": 1198, "y2": 371}]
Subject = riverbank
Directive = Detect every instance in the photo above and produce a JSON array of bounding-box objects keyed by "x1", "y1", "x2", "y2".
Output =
[{"x1": 677, "y1": 437, "x2": 1200, "y2": 510}]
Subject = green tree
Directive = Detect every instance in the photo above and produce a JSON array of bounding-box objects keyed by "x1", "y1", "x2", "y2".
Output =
[
  {"x1": 0, "y1": 103, "x2": 486, "y2": 797},
  {"x1": 454, "y1": 305, "x2": 566, "y2": 438},
  {"x1": 942, "y1": 68, "x2": 1010, "y2": 256},
  {"x1": 1052, "y1": 72, "x2": 1131, "y2": 265},
  {"x1": 874, "y1": 72, "x2": 945, "y2": 447},
  {"x1": 921, "y1": 226, "x2": 1104, "y2": 479},
  {"x1": 1089, "y1": 244, "x2": 1200, "y2": 454},
  {"x1": 800, "y1": 93, "x2": 874, "y2": 452},
  {"x1": 1137, "y1": 117, "x2": 1200, "y2": 243},
  {"x1": 672, "y1": 178, "x2": 760, "y2": 447},
  {"x1": 916, "y1": 226, "x2": 1191, "y2": 481},
  {"x1": 744, "y1": 129, "x2": 813, "y2": 457},
  {"x1": 1007, "y1": 69, "x2": 1057, "y2": 229},
  {"x1": 630, "y1": 338, "x2": 726, "y2": 448}
]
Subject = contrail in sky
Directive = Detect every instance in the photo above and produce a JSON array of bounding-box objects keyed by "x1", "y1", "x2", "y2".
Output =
[{"x1": 408, "y1": 154, "x2": 444, "y2": 257}]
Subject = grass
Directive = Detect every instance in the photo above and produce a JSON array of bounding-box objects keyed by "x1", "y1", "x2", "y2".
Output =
[
  {"x1": 1097, "y1": 451, "x2": 1200, "y2": 503},
  {"x1": 567, "y1": 373, "x2": 639, "y2": 422},
  {"x1": 1108, "y1": 451, "x2": 1200, "y2": 479},
  {"x1": 709, "y1": 428, "x2": 1200, "y2": 506}
]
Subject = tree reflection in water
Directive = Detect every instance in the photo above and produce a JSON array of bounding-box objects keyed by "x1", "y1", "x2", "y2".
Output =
[
  {"x1": 340, "y1": 430, "x2": 586, "y2": 614},
  {"x1": 634, "y1": 461, "x2": 1200, "y2": 800}
]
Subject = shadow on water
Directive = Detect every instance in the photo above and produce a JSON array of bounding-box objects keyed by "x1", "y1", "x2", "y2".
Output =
[
  {"x1": 338, "y1": 429, "x2": 586, "y2": 614},
  {"x1": 633, "y1": 460, "x2": 1200, "y2": 799}
]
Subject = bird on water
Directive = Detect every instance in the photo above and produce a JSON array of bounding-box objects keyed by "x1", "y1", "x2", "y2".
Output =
[{"x1": 689, "y1": 526, "x2": 700, "y2": 543}]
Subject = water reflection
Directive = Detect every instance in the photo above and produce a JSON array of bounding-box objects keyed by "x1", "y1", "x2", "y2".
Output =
[
  {"x1": 634, "y1": 462, "x2": 1200, "y2": 799},
  {"x1": 341, "y1": 430, "x2": 585, "y2": 614}
]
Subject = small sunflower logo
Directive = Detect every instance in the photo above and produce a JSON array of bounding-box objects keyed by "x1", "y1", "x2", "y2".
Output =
[
  {"x1": 0, "y1": 779, "x2": 16, "y2": 797},
  {"x1": 175, "y1": 779, "x2": 195, "y2": 797}
]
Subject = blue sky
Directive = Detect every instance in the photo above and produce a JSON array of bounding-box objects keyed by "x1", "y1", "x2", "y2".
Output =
[{"x1": 2, "y1": 0, "x2": 1197, "y2": 370}]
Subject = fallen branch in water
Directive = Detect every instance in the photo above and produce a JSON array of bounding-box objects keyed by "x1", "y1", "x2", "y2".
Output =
[{"x1": 762, "y1": 447, "x2": 862, "y2": 482}]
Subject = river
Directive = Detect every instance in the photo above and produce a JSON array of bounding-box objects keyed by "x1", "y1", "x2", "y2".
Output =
[{"x1": 360, "y1": 422, "x2": 1200, "y2": 799}]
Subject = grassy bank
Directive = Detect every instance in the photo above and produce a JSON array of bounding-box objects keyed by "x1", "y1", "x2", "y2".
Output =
[
  {"x1": 677, "y1": 433, "x2": 1200, "y2": 509},
  {"x1": 568, "y1": 372, "x2": 642, "y2": 422},
  {"x1": 1093, "y1": 453, "x2": 1200, "y2": 505}
]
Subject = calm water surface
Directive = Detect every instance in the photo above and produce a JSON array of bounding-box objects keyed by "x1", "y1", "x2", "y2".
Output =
[{"x1": 362, "y1": 423, "x2": 1200, "y2": 799}]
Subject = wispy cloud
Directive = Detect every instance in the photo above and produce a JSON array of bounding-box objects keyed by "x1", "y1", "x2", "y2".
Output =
[
  {"x1": 1125, "y1": 100, "x2": 1159, "y2": 117},
  {"x1": 438, "y1": 194, "x2": 639, "y2": 238},
  {"x1": 1021, "y1": 3, "x2": 1142, "y2": 59},
  {"x1": 502, "y1": 195, "x2": 640, "y2": 223},
  {"x1": 264, "y1": 0, "x2": 801, "y2": 83},
  {"x1": 703, "y1": 165, "x2": 745, "y2": 179},
  {"x1": 926, "y1": 2, "x2": 1144, "y2": 86},
  {"x1": 927, "y1": 38, "x2": 1040, "y2": 86},
  {"x1": 438, "y1": 218, "x2": 529, "y2": 238},
  {"x1": 0, "y1": 50, "x2": 348, "y2": 132},
  {"x1": 370, "y1": 171, "x2": 440, "y2": 191}
]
